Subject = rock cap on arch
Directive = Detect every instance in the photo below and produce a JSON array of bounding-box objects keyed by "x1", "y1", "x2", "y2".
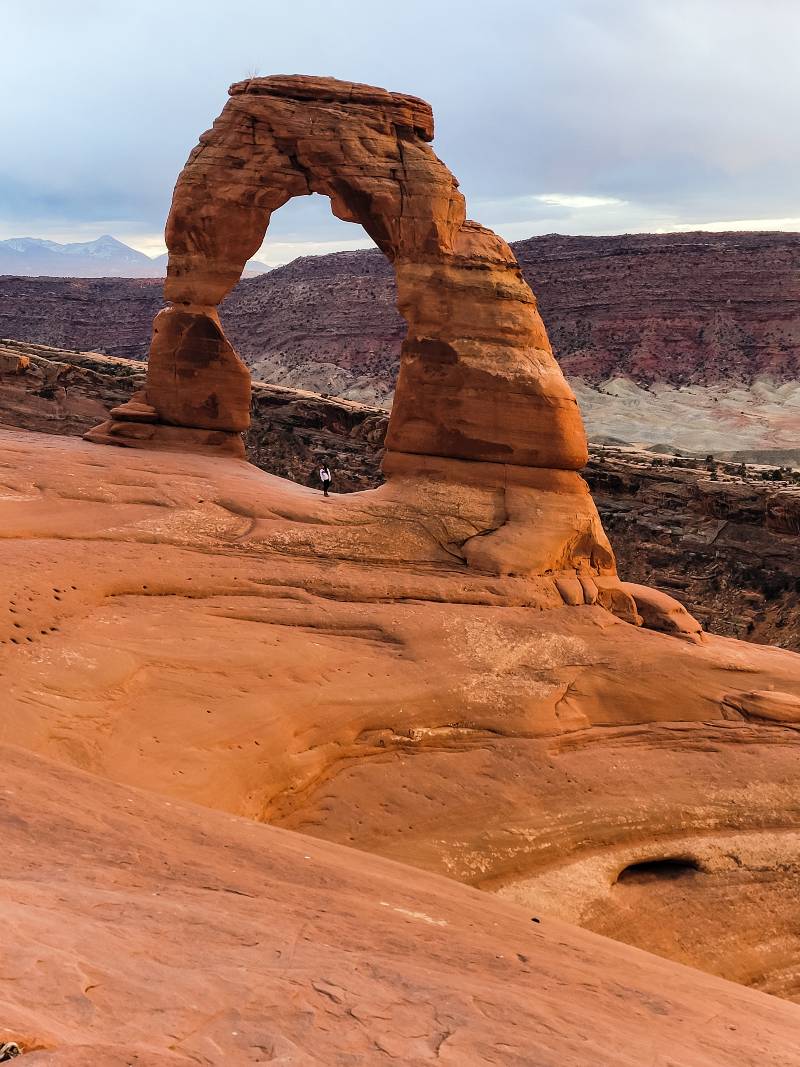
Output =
[{"x1": 228, "y1": 74, "x2": 435, "y2": 141}]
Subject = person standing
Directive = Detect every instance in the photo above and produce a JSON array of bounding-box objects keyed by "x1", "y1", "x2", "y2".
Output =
[{"x1": 319, "y1": 461, "x2": 332, "y2": 497}]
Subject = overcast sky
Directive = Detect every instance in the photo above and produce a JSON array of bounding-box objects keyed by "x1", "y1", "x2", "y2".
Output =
[{"x1": 2, "y1": 0, "x2": 799, "y2": 265}]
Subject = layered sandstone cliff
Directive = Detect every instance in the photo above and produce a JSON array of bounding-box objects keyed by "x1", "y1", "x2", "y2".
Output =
[{"x1": 3, "y1": 229, "x2": 798, "y2": 394}]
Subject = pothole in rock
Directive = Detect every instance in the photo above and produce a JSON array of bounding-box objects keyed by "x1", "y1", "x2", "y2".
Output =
[{"x1": 615, "y1": 857, "x2": 701, "y2": 885}]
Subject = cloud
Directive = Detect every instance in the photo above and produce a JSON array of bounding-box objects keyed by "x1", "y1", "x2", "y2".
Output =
[
  {"x1": 2, "y1": 0, "x2": 798, "y2": 250},
  {"x1": 533, "y1": 194, "x2": 627, "y2": 210},
  {"x1": 665, "y1": 217, "x2": 800, "y2": 233}
]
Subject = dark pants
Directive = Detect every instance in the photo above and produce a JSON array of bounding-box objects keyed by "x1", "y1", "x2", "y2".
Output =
[{"x1": 322, "y1": 480, "x2": 330, "y2": 496}]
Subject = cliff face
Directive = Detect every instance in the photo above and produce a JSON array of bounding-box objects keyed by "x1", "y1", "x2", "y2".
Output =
[
  {"x1": 586, "y1": 450, "x2": 800, "y2": 651},
  {"x1": 228, "y1": 230, "x2": 800, "y2": 394},
  {"x1": 3, "y1": 230, "x2": 798, "y2": 402},
  {"x1": 515, "y1": 232, "x2": 800, "y2": 386},
  {"x1": 0, "y1": 275, "x2": 164, "y2": 360}
]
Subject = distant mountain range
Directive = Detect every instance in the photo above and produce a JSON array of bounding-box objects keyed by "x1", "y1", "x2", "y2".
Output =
[{"x1": 0, "y1": 235, "x2": 270, "y2": 277}]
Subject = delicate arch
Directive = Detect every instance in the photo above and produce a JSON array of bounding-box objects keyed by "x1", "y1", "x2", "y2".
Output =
[{"x1": 89, "y1": 75, "x2": 588, "y2": 472}]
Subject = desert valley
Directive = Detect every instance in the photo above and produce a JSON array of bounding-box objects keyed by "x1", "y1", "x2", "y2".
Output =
[{"x1": 2, "y1": 10, "x2": 800, "y2": 1063}]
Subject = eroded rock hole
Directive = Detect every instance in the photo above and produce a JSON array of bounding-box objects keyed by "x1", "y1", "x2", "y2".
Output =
[{"x1": 616, "y1": 858, "x2": 700, "y2": 885}]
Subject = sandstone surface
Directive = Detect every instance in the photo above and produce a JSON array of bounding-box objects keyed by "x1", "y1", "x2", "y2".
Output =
[
  {"x1": 3, "y1": 426, "x2": 800, "y2": 1005},
  {"x1": 3, "y1": 339, "x2": 799, "y2": 646},
  {"x1": 4, "y1": 744, "x2": 800, "y2": 1064},
  {"x1": 6, "y1": 74, "x2": 800, "y2": 1053}
]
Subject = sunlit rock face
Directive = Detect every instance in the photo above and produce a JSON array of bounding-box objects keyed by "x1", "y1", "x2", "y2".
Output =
[
  {"x1": 86, "y1": 74, "x2": 618, "y2": 595},
  {"x1": 4, "y1": 743, "x2": 800, "y2": 1063}
]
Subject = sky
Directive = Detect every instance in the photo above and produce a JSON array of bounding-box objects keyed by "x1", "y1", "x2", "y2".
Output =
[{"x1": 2, "y1": 0, "x2": 799, "y2": 267}]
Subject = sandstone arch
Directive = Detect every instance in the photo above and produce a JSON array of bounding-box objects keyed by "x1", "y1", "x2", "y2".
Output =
[
  {"x1": 89, "y1": 74, "x2": 587, "y2": 471},
  {"x1": 87, "y1": 75, "x2": 623, "y2": 589}
]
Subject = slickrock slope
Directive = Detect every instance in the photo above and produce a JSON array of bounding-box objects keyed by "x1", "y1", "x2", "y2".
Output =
[
  {"x1": 4, "y1": 746, "x2": 800, "y2": 1065},
  {"x1": 4, "y1": 427, "x2": 800, "y2": 1005},
  {"x1": 3, "y1": 339, "x2": 798, "y2": 647}
]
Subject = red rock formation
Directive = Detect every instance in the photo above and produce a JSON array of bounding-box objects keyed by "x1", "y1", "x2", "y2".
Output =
[
  {"x1": 6, "y1": 80, "x2": 800, "y2": 1057},
  {"x1": 87, "y1": 74, "x2": 618, "y2": 593},
  {"x1": 91, "y1": 75, "x2": 586, "y2": 471},
  {"x1": 0, "y1": 339, "x2": 387, "y2": 490}
]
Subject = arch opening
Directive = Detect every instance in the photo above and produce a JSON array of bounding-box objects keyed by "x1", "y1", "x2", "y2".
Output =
[
  {"x1": 250, "y1": 192, "x2": 376, "y2": 271},
  {"x1": 219, "y1": 192, "x2": 397, "y2": 407}
]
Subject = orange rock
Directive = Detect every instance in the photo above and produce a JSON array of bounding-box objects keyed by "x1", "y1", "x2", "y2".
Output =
[
  {"x1": 84, "y1": 74, "x2": 609, "y2": 583},
  {"x1": 13, "y1": 76, "x2": 800, "y2": 1055},
  {"x1": 2, "y1": 743, "x2": 799, "y2": 1064},
  {"x1": 0, "y1": 351, "x2": 30, "y2": 374},
  {"x1": 622, "y1": 581, "x2": 703, "y2": 637},
  {"x1": 723, "y1": 689, "x2": 800, "y2": 722},
  {"x1": 146, "y1": 307, "x2": 251, "y2": 432},
  {"x1": 6, "y1": 427, "x2": 800, "y2": 1004}
]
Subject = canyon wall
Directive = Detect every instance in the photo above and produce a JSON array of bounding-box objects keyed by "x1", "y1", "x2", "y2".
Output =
[
  {"x1": 2, "y1": 231, "x2": 798, "y2": 395},
  {"x1": 4, "y1": 231, "x2": 798, "y2": 455}
]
